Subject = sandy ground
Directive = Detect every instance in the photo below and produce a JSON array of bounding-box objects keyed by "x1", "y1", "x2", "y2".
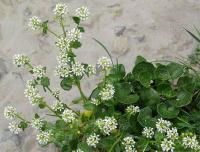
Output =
[{"x1": 0, "y1": 0, "x2": 200, "y2": 151}]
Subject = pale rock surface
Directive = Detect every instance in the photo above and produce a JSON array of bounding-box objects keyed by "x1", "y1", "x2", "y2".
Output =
[{"x1": 0, "y1": 0, "x2": 200, "y2": 151}]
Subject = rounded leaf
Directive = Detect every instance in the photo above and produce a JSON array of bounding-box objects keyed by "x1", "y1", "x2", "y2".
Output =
[{"x1": 157, "y1": 103, "x2": 179, "y2": 119}]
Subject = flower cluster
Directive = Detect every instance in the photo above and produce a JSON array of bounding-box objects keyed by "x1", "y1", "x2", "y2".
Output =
[
  {"x1": 142, "y1": 127, "x2": 154, "y2": 139},
  {"x1": 99, "y1": 84, "x2": 115, "y2": 101},
  {"x1": 57, "y1": 51, "x2": 70, "y2": 65},
  {"x1": 13, "y1": 54, "x2": 30, "y2": 67},
  {"x1": 87, "y1": 65, "x2": 96, "y2": 76},
  {"x1": 97, "y1": 57, "x2": 112, "y2": 71},
  {"x1": 28, "y1": 16, "x2": 41, "y2": 30},
  {"x1": 122, "y1": 136, "x2": 137, "y2": 152},
  {"x1": 53, "y1": 3, "x2": 68, "y2": 16},
  {"x1": 86, "y1": 133, "x2": 100, "y2": 148},
  {"x1": 75, "y1": 6, "x2": 89, "y2": 21},
  {"x1": 8, "y1": 122, "x2": 22, "y2": 134},
  {"x1": 36, "y1": 131, "x2": 52, "y2": 145},
  {"x1": 62, "y1": 109, "x2": 76, "y2": 123},
  {"x1": 71, "y1": 61, "x2": 85, "y2": 77},
  {"x1": 126, "y1": 105, "x2": 140, "y2": 115},
  {"x1": 156, "y1": 118, "x2": 172, "y2": 133},
  {"x1": 32, "y1": 65, "x2": 46, "y2": 79},
  {"x1": 68, "y1": 28, "x2": 82, "y2": 42},
  {"x1": 51, "y1": 100, "x2": 64, "y2": 112},
  {"x1": 161, "y1": 138, "x2": 175, "y2": 152},
  {"x1": 55, "y1": 65, "x2": 71, "y2": 78},
  {"x1": 90, "y1": 98, "x2": 100, "y2": 106},
  {"x1": 51, "y1": 88, "x2": 60, "y2": 99},
  {"x1": 24, "y1": 83, "x2": 42, "y2": 105},
  {"x1": 4, "y1": 106, "x2": 18, "y2": 120},
  {"x1": 56, "y1": 37, "x2": 71, "y2": 52},
  {"x1": 166, "y1": 127, "x2": 178, "y2": 140},
  {"x1": 31, "y1": 118, "x2": 44, "y2": 130},
  {"x1": 96, "y1": 117, "x2": 118, "y2": 135},
  {"x1": 182, "y1": 133, "x2": 200, "y2": 150}
]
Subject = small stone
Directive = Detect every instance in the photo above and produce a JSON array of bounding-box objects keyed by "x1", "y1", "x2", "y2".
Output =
[{"x1": 112, "y1": 36, "x2": 128, "y2": 55}]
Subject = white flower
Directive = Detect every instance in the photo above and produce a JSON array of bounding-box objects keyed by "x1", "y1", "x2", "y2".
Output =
[
  {"x1": 31, "y1": 118, "x2": 44, "y2": 130},
  {"x1": 87, "y1": 65, "x2": 96, "y2": 76},
  {"x1": 97, "y1": 57, "x2": 112, "y2": 71},
  {"x1": 32, "y1": 65, "x2": 46, "y2": 79},
  {"x1": 36, "y1": 131, "x2": 52, "y2": 145},
  {"x1": 26, "y1": 79, "x2": 35, "y2": 88},
  {"x1": 8, "y1": 122, "x2": 22, "y2": 134},
  {"x1": 51, "y1": 101, "x2": 64, "y2": 112},
  {"x1": 68, "y1": 28, "x2": 82, "y2": 41},
  {"x1": 126, "y1": 105, "x2": 140, "y2": 115},
  {"x1": 51, "y1": 88, "x2": 60, "y2": 99},
  {"x1": 56, "y1": 37, "x2": 71, "y2": 51},
  {"x1": 182, "y1": 134, "x2": 199, "y2": 150},
  {"x1": 53, "y1": 3, "x2": 68, "y2": 16},
  {"x1": 96, "y1": 116, "x2": 118, "y2": 135},
  {"x1": 161, "y1": 138, "x2": 175, "y2": 152},
  {"x1": 28, "y1": 16, "x2": 41, "y2": 30},
  {"x1": 166, "y1": 127, "x2": 178, "y2": 140},
  {"x1": 57, "y1": 51, "x2": 70, "y2": 66},
  {"x1": 86, "y1": 133, "x2": 100, "y2": 148},
  {"x1": 75, "y1": 6, "x2": 89, "y2": 21},
  {"x1": 4, "y1": 106, "x2": 18, "y2": 120},
  {"x1": 142, "y1": 127, "x2": 154, "y2": 139},
  {"x1": 90, "y1": 98, "x2": 100, "y2": 106},
  {"x1": 71, "y1": 61, "x2": 85, "y2": 77},
  {"x1": 156, "y1": 118, "x2": 172, "y2": 133},
  {"x1": 73, "y1": 149, "x2": 84, "y2": 152},
  {"x1": 13, "y1": 54, "x2": 30, "y2": 66},
  {"x1": 99, "y1": 84, "x2": 115, "y2": 101},
  {"x1": 24, "y1": 86, "x2": 42, "y2": 105},
  {"x1": 122, "y1": 136, "x2": 137, "y2": 152},
  {"x1": 62, "y1": 109, "x2": 76, "y2": 123},
  {"x1": 55, "y1": 65, "x2": 71, "y2": 78}
]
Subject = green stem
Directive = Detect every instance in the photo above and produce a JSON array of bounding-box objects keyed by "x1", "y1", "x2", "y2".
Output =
[
  {"x1": 108, "y1": 133, "x2": 123, "y2": 152},
  {"x1": 16, "y1": 114, "x2": 30, "y2": 123},
  {"x1": 60, "y1": 16, "x2": 66, "y2": 37},
  {"x1": 46, "y1": 86, "x2": 79, "y2": 115},
  {"x1": 44, "y1": 102, "x2": 62, "y2": 119},
  {"x1": 47, "y1": 28, "x2": 59, "y2": 38},
  {"x1": 177, "y1": 117, "x2": 194, "y2": 128},
  {"x1": 76, "y1": 81, "x2": 87, "y2": 102}
]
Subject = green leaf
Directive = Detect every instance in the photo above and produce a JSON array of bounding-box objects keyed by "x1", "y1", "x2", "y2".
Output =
[
  {"x1": 38, "y1": 102, "x2": 46, "y2": 109},
  {"x1": 78, "y1": 26, "x2": 85, "y2": 32},
  {"x1": 84, "y1": 102, "x2": 96, "y2": 111},
  {"x1": 166, "y1": 63, "x2": 184, "y2": 79},
  {"x1": 41, "y1": 77, "x2": 50, "y2": 87},
  {"x1": 177, "y1": 76, "x2": 196, "y2": 93},
  {"x1": 168, "y1": 90, "x2": 192, "y2": 107},
  {"x1": 140, "y1": 88, "x2": 160, "y2": 106},
  {"x1": 135, "y1": 55, "x2": 147, "y2": 65},
  {"x1": 90, "y1": 87, "x2": 100, "y2": 99},
  {"x1": 157, "y1": 103, "x2": 180, "y2": 119},
  {"x1": 136, "y1": 137, "x2": 150, "y2": 152},
  {"x1": 154, "y1": 132, "x2": 164, "y2": 142},
  {"x1": 157, "y1": 82, "x2": 176, "y2": 98},
  {"x1": 155, "y1": 65, "x2": 171, "y2": 80},
  {"x1": 55, "y1": 120, "x2": 67, "y2": 129},
  {"x1": 132, "y1": 62, "x2": 155, "y2": 87},
  {"x1": 70, "y1": 40, "x2": 82, "y2": 49},
  {"x1": 110, "y1": 64, "x2": 126, "y2": 79},
  {"x1": 119, "y1": 94, "x2": 139, "y2": 104},
  {"x1": 60, "y1": 78, "x2": 73, "y2": 91},
  {"x1": 72, "y1": 16, "x2": 80, "y2": 25},
  {"x1": 137, "y1": 107, "x2": 156, "y2": 127},
  {"x1": 42, "y1": 20, "x2": 48, "y2": 34},
  {"x1": 114, "y1": 83, "x2": 132, "y2": 102},
  {"x1": 78, "y1": 142, "x2": 92, "y2": 152},
  {"x1": 185, "y1": 28, "x2": 200, "y2": 43},
  {"x1": 34, "y1": 113, "x2": 40, "y2": 119},
  {"x1": 18, "y1": 121, "x2": 28, "y2": 130}
]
